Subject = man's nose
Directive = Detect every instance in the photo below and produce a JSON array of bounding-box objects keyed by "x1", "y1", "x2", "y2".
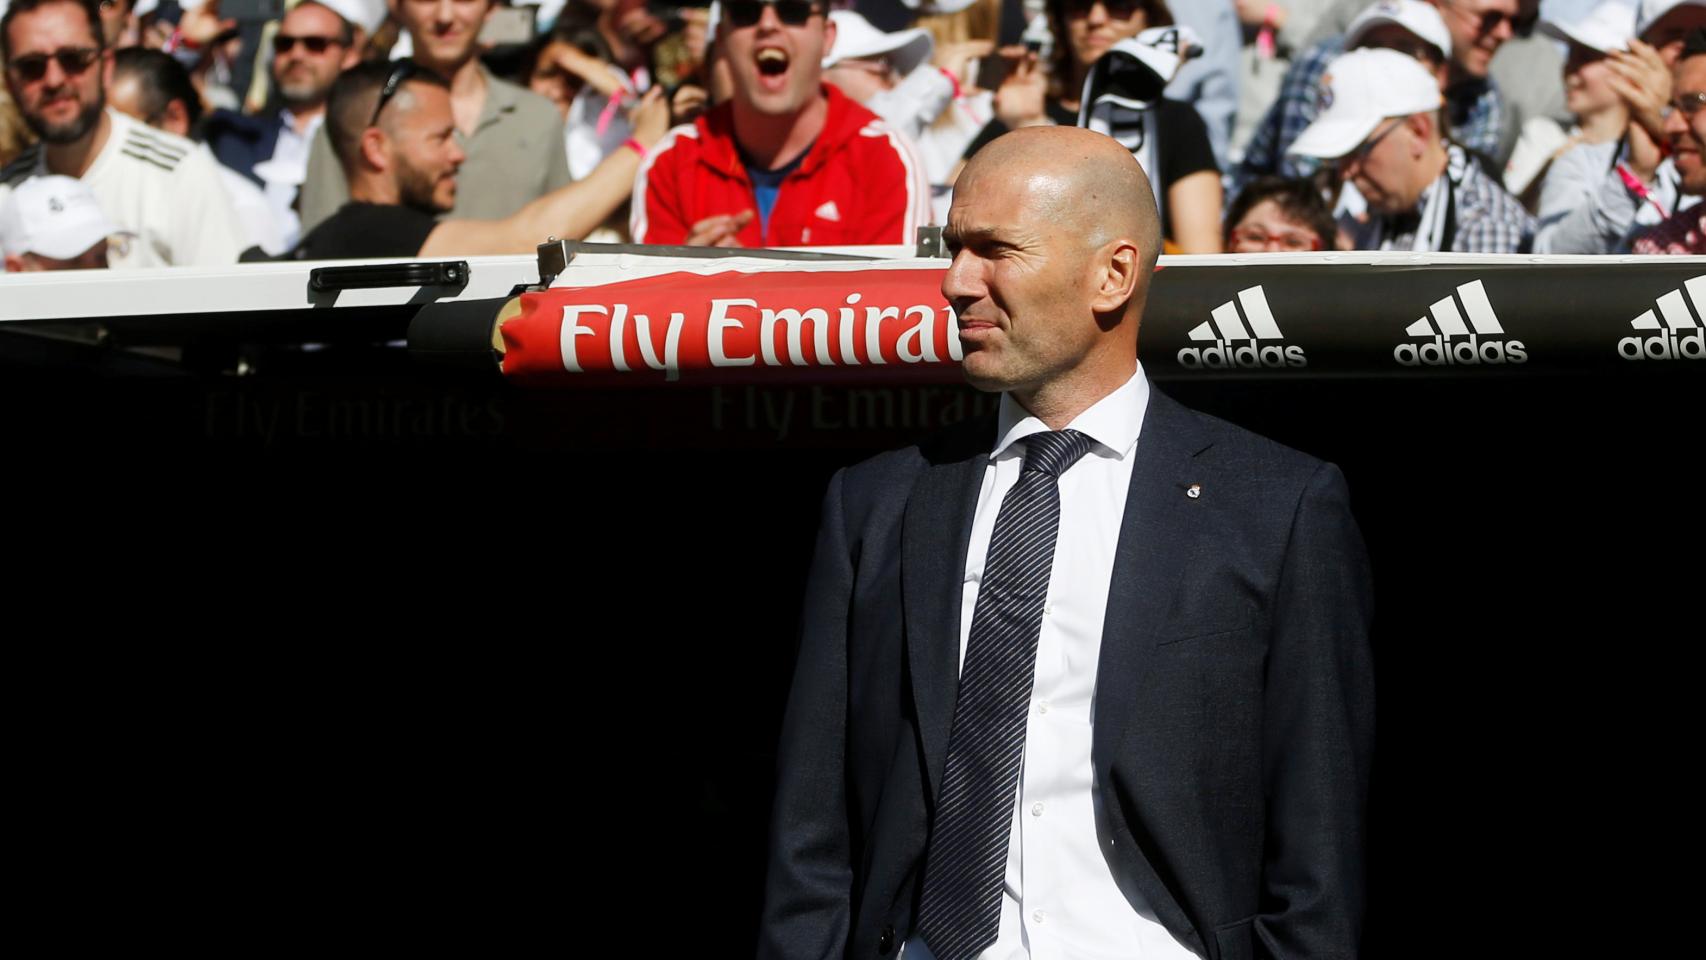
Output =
[
  {"x1": 756, "y1": 2, "x2": 784, "y2": 31},
  {"x1": 941, "y1": 250, "x2": 982, "y2": 304},
  {"x1": 1086, "y1": 1, "x2": 1109, "y2": 25},
  {"x1": 434, "y1": 0, "x2": 455, "y2": 23}
]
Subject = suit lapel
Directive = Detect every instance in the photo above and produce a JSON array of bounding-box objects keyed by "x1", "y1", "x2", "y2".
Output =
[
  {"x1": 1093, "y1": 387, "x2": 1214, "y2": 949},
  {"x1": 901, "y1": 419, "x2": 990, "y2": 807}
]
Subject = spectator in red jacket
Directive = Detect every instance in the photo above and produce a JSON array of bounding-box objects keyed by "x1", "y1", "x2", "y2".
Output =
[{"x1": 631, "y1": 0, "x2": 931, "y2": 247}]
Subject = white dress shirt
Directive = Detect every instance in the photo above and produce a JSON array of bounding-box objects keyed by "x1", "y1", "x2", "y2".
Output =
[
  {"x1": 253, "y1": 109, "x2": 321, "y2": 251},
  {"x1": 905, "y1": 364, "x2": 1201, "y2": 960}
]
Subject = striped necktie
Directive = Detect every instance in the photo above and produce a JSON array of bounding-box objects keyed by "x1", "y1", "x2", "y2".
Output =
[{"x1": 915, "y1": 428, "x2": 1095, "y2": 960}]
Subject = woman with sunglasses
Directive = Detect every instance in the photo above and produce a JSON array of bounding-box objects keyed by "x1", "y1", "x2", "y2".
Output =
[{"x1": 974, "y1": 0, "x2": 1224, "y2": 253}]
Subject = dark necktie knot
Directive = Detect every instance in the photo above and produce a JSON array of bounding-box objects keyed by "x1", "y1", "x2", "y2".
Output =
[{"x1": 1022, "y1": 429, "x2": 1093, "y2": 479}]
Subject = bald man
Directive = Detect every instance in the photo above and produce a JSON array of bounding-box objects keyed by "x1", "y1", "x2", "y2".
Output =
[{"x1": 760, "y1": 127, "x2": 1374, "y2": 960}]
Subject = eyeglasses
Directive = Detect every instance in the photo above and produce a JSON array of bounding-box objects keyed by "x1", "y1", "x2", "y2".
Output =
[
  {"x1": 370, "y1": 59, "x2": 425, "y2": 127},
  {"x1": 5, "y1": 46, "x2": 100, "y2": 83},
  {"x1": 273, "y1": 33, "x2": 342, "y2": 55},
  {"x1": 723, "y1": 0, "x2": 822, "y2": 28},
  {"x1": 1343, "y1": 117, "x2": 1403, "y2": 167},
  {"x1": 1444, "y1": 2, "x2": 1515, "y2": 35},
  {"x1": 1062, "y1": 0, "x2": 1147, "y2": 20},
  {"x1": 1229, "y1": 226, "x2": 1322, "y2": 252},
  {"x1": 1672, "y1": 91, "x2": 1706, "y2": 117}
]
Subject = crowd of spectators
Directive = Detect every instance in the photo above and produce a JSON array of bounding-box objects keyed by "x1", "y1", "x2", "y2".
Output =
[{"x1": 3, "y1": 0, "x2": 1705, "y2": 271}]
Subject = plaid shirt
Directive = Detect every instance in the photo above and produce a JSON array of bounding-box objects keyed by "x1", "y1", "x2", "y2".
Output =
[
  {"x1": 1234, "y1": 37, "x2": 1506, "y2": 194},
  {"x1": 1633, "y1": 203, "x2": 1706, "y2": 254},
  {"x1": 1350, "y1": 144, "x2": 1535, "y2": 253}
]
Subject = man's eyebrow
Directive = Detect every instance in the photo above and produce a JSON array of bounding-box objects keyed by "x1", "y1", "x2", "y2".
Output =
[{"x1": 943, "y1": 227, "x2": 1009, "y2": 246}]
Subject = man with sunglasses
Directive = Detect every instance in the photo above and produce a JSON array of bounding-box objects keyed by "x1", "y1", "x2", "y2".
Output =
[
  {"x1": 290, "y1": 58, "x2": 665, "y2": 258},
  {"x1": 297, "y1": 0, "x2": 571, "y2": 235},
  {"x1": 1290, "y1": 46, "x2": 1532, "y2": 251},
  {"x1": 202, "y1": 1, "x2": 358, "y2": 252},
  {"x1": 632, "y1": 0, "x2": 930, "y2": 247},
  {"x1": 1634, "y1": 29, "x2": 1706, "y2": 252},
  {"x1": 0, "y1": 0, "x2": 247, "y2": 266}
]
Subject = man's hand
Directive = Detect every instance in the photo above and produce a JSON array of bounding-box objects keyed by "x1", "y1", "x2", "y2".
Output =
[
  {"x1": 1234, "y1": 0, "x2": 1285, "y2": 29},
  {"x1": 671, "y1": 83, "x2": 709, "y2": 124},
  {"x1": 179, "y1": 1, "x2": 237, "y2": 47},
  {"x1": 1607, "y1": 39, "x2": 1673, "y2": 141},
  {"x1": 628, "y1": 87, "x2": 671, "y2": 149},
  {"x1": 556, "y1": 45, "x2": 626, "y2": 98},
  {"x1": 685, "y1": 210, "x2": 755, "y2": 246},
  {"x1": 994, "y1": 47, "x2": 1050, "y2": 128},
  {"x1": 934, "y1": 39, "x2": 994, "y2": 88}
]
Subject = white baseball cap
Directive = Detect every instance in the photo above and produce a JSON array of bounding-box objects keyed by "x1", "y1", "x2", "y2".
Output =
[
  {"x1": 1344, "y1": 0, "x2": 1452, "y2": 60},
  {"x1": 0, "y1": 175, "x2": 122, "y2": 259},
  {"x1": 1638, "y1": 0, "x2": 1706, "y2": 38},
  {"x1": 309, "y1": 0, "x2": 388, "y2": 35},
  {"x1": 1542, "y1": 0, "x2": 1637, "y2": 54},
  {"x1": 1288, "y1": 47, "x2": 1444, "y2": 160},
  {"x1": 823, "y1": 10, "x2": 934, "y2": 76}
]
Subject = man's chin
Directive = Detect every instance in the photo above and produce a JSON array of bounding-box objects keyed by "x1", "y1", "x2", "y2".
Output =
[{"x1": 29, "y1": 105, "x2": 102, "y2": 145}]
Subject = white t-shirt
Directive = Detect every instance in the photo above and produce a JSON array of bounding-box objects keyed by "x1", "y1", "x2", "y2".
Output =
[{"x1": 0, "y1": 108, "x2": 247, "y2": 267}]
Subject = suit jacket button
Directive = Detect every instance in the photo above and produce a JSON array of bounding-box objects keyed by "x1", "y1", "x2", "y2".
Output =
[{"x1": 877, "y1": 926, "x2": 895, "y2": 955}]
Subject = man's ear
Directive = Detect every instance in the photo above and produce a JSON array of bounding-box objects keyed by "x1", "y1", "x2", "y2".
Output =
[
  {"x1": 1406, "y1": 112, "x2": 1433, "y2": 156},
  {"x1": 163, "y1": 98, "x2": 191, "y2": 137},
  {"x1": 360, "y1": 125, "x2": 390, "y2": 172},
  {"x1": 1089, "y1": 238, "x2": 1141, "y2": 316},
  {"x1": 821, "y1": 16, "x2": 836, "y2": 60},
  {"x1": 100, "y1": 48, "x2": 115, "y2": 88}
]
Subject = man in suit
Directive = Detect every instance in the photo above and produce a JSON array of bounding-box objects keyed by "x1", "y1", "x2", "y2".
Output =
[{"x1": 759, "y1": 126, "x2": 1374, "y2": 960}]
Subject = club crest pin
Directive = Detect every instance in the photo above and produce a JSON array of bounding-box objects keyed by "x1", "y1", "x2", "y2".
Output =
[{"x1": 1186, "y1": 483, "x2": 1202, "y2": 499}]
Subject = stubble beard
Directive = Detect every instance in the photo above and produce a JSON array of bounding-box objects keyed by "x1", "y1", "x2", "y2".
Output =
[
  {"x1": 28, "y1": 92, "x2": 105, "y2": 145},
  {"x1": 396, "y1": 156, "x2": 452, "y2": 214}
]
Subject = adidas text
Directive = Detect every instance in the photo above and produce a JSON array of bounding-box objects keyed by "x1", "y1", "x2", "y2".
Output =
[
  {"x1": 1619, "y1": 281, "x2": 1706, "y2": 360},
  {"x1": 1618, "y1": 327, "x2": 1706, "y2": 360},
  {"x1": 1177, "y1": 285, "x2": 1308, "y2": 369},
  {"x1": 1394, "y1": 279, "x2": 1527, "y2": 367}
]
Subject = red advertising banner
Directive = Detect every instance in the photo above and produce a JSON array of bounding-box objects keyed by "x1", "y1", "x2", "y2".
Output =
[{"x1": 499, "y1": 266, "x2": 961, "y2": 386}]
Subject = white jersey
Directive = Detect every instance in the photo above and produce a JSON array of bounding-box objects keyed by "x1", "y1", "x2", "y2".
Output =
[{"x1": 0, "y1": 109, "x2": 247, "y2": 268}]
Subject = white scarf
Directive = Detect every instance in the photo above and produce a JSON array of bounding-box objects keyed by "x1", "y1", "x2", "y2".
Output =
[
  {"x1": 1379, "y1": 143, "x2": 1471, "y2": 253},
  {"x1": 1077, "y1": 27, "x2": 1201, "y2": 225}
]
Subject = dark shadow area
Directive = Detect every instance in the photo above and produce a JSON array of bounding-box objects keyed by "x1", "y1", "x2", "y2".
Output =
[{"x1": 8, "y1": 365, "x2": 1688, "y2": 952}]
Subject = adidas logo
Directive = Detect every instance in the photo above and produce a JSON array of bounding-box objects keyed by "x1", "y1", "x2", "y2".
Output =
[
  {"x1": 1176, "y1": 285, "x2": 1306, "y2": 370},
  {"x1": 815, "y1": 200, "x2": 841, "y2": 222},
  {"x1": 1393, "y1": 279, "x2": 1527, "y2": 367},
  {"x1": 1618, "y1": 277, "x2": 1706, "y2": 360}
]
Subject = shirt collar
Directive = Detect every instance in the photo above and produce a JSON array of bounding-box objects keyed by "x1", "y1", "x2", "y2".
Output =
[{"x1": 990, "y1": 363, "x2": 1149, "y2": 463}]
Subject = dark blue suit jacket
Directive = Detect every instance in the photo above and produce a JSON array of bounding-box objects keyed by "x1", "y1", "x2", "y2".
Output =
[
  {"x1": 203, "y1": 108, "x2": 287, "y2": 186},
  {"x1": 759, "y1": 384, "x2": 1374, "y2": 960}
]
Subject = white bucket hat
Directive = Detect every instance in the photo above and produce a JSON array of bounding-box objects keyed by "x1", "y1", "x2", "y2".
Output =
[
  {"x1": 1344, "y1": 0, "x2": 1452, "y2": 60},
  {"x1": 823, "y1": 9, "x2": 935, "y2": 76},
  {"x1": 1543, "y1": 0, "x2": 1638, "y2": 54}
]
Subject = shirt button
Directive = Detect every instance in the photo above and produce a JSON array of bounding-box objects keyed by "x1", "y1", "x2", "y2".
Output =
[
  {"x1": 1030, "y1": 802, "x2": 1045, "y2": 817},
  {"x1": 1032, "y1": 909, "x2": 1047, "y2": 925},
  {"x1": 1037, "y1": 700, "x2": 1050, "y2": 715},
  {"x1": 1043, "y1": 603, "x2": 1054, "y2": 616}
]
